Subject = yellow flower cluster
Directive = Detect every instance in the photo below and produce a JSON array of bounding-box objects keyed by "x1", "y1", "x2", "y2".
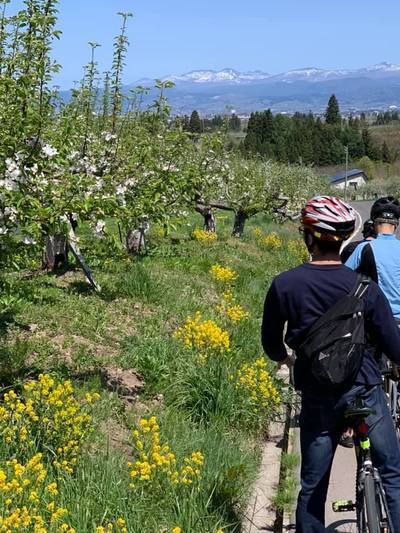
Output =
[
  {"x1": 128, "y1": 417, "x2": 204, "y2": 490},
  {"x1": 0, "y1": 374, "x2": 100, "y2": 473},
  {"x1": 0, "y1": 453, "x2": 75, "y2": 532},
  {"x1": 253, "y1": 228, "x2": 283, "y2": 250},
  {"x1": 174, "y1": 312, "x2": 230, "y2": 363},
  {"x1": 192, "y1": 228, "x2": 217, "y2": 243},
  {"x1": 252, "y1": 227, "x2": 263, "y2": 238},
  {"x1": 209, "y1": 264, "x2": 237, "y2": 283},
  {"x1": 234, "y1": 357, "x2": 281, "y2": 414},
  {"x1": 217, "y1": 290, "x2": 249, "y2": 323},
  {"x1": 287, "y1": 239, "x2": 309, "y2": 263},
  {"x1": 171, "y1": 526, "x2": 224, "y2": 533},
  {"x1": 96, "y1": 517, "x2": 127, "y2": 533},
  {"x1": 259, "y1": 232, "x2": 282, "y2": 250}
]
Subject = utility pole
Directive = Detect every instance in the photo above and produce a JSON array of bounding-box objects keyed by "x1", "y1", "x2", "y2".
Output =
[{"x1": 344, "y1": 146, "x2": 349, "y2": 200}]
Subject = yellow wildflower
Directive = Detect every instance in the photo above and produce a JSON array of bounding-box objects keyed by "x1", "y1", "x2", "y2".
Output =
[
  {"x1": 210, "y1": 263, "x2": 238, "y2": 283},
  {"x1": 174, "y1": 312, "x2": 230, "y2": 362},
  {"x1": 192, "y1": 228, "x2": 217, "y2": 243},
  {"x1": 260, "y1": 232, "x2": 282, "y2": 250}
]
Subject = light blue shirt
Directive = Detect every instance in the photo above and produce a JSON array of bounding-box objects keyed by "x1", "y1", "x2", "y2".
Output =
[{"x1": 346, "y1": 233, "x2": 400, "y2": 319}]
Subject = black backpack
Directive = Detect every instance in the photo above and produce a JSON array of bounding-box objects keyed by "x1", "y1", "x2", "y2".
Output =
[{"x1": 296, "y1": 275, "x2": 370, "y2": 390}]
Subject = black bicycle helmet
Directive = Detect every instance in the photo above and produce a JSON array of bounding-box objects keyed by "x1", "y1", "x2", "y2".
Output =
[
  {"x1": 362, "y1": 219, "x2": 376, "y2": 239},
  {"x1": 370, "y1": 196, "x2": 400, "y2": 223}
]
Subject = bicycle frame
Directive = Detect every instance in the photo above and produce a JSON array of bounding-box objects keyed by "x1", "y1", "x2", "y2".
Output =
[
  {"x1": 333, "y1": 407, "x2": 394, "y2": 532},
  {"x1": 355, "y1": 417, "x2": 394, "y2": 532}
]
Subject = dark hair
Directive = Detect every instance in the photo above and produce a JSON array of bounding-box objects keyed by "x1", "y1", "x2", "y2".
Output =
[
  {"x1": 304, "y1": 228, "x2": 342, "y2": 254},
  {"x1": 315, "y1": 238, "x2": 342, "y2": 254},
  {"x1": 362, "y1": 219, "x2": 376, "y2": 239}
]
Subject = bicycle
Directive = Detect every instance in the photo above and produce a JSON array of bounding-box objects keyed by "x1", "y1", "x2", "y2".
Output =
[
  {"x1": 332, "y1": 397, "x2": 394, "y2": 532},
  {"x1": 382, "y1": 362, "x2": 400, "y2": 441}
]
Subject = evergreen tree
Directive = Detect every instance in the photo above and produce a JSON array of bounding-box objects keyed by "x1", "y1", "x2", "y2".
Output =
[
  {"x1": 229, "y1": 114, "x2": 241, "y2": 131},
  {"x1": 361, "y1": 128, "x2": 380, "y2": 160},
  {"x1": 312, "y1": 118, "x2": 324, "y2": 165},
  {"x1": 212, "y1": 115, "x2": 224, "y2": 128},
  {"x1": 381, "y1": 141, "x2": 391, "y2": 163},
  {"x1": 188, "y1": 110, "x2": 202, "y2": 133},
  {"x1": 261, "y1": 109, "x2": 275, "y2": 143},
  {"x1": 244, "y1": 113, "x2": 260, "y2": 152},
  {"x1": 325, "y1": 94, "x2": 341, "y2": 125}
]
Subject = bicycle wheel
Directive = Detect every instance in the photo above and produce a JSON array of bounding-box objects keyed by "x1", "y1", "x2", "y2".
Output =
[
  {"x1": 363, "y1": 473, "x2": 381, "y2": 533},
  {"x1": 395, "y1": 385, "x2": 400, "y2": 440}
]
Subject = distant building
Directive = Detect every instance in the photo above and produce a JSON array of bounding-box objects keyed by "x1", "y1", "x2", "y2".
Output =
[{"x1": 329, "y1": 168, "x2": 367, "y2": 190}]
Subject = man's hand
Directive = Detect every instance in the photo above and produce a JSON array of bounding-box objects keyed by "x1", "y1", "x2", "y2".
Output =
[{"x1": 278, "y1": 353, "x2": 295, "y2": 368}]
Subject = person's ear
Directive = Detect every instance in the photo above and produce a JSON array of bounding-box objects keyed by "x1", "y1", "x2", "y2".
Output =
[{"x1": 305, "y1": 232, "x2": 313, "y2": 248}]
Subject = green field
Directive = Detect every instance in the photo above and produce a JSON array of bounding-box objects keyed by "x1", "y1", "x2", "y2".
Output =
[{"x1": 0, "y1": 213, "x2": 304, "y2": 532}]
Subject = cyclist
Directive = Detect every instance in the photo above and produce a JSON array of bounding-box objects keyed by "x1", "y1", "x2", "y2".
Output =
[
  {"x1": 340, "y1": 218, "x2": 376, "y2": 263},
  {"x1": 262, "y1": 195, "x2": 400, "y2": 532},
  {"x1": 346, "y1": 196, "x2": 400, "y2": 317}
]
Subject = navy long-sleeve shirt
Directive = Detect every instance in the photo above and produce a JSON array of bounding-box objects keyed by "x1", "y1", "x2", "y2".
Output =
[{"x1": 262, "y1": 263, "x2": 400, "y2": 391}]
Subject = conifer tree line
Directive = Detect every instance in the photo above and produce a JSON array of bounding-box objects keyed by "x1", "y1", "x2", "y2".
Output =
[
  {"x1": 177, "y1": 111, "x2": 242, "y2": 133},
  {"x1": 243, "y1": 95, "x2": 395, "y2": 165},
  {"x1": 374, "y1": 110, "x2": 400, "y2": 125}
]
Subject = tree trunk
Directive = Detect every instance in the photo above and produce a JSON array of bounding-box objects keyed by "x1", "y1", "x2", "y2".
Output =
[
  {"x1": 195, "y1": 204, "x2": 216, "y2": 233},
  {"x1": 203, "y1": 209, "x2": 216, "y2": 233},
  {"x1": 126, "y1": 227, "x2": 147, "y2": 254},
  {"x1": 42, "y1": 234, "x2": 68, "y2": 271},
  {"x1": 232, "y1": 211, "x2": 248, "y2": 238}
]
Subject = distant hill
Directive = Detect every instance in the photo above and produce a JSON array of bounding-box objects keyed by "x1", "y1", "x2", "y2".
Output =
[
  {"x1": 61, "y1": 63, "x2": 400, "y2": 115},
  {"x1": 131, "y1": 63, "x2": 400, "y2": 115}
]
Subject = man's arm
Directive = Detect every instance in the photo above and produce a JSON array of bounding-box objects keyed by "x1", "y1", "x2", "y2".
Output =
[
  {"x1": 340, "y1": 241, "x2": 358, "y2": 263},
  {"x1": 346, "y1": 241, "x2": 378, "y2": 282},
  {"x1": 366, "y1": 283, "x2": 400, "y2": 365},
  {"x1": 261, "y1": 280, "x2": 288, "y2": 363},
  {"x1": 345, "y1": 241, "x2": 365, "y2": 270}
]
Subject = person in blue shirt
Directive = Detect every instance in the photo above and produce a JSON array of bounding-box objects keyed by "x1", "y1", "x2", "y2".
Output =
[
  {"x1": 346, "y1": 196, "x2": 400, "y2": 319},
  {"x1": 340, "y1": 218, "x2": 376, "y2": 263},
  {"x1": 262, "y1": 195, "x2": 400, "y2": 532}
]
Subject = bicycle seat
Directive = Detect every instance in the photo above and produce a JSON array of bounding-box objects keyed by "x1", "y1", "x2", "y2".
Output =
[{"x1": 344, "y1": 406, "x2": 375, "y2": 419}]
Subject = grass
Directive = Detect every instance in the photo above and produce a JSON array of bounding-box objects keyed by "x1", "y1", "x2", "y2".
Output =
[
  {"x1": 0, "y1": 212, "x2": 304, "y2": 532},
  {"x1": 272, "y1": 452, "x2": 300, "y2": 515}
]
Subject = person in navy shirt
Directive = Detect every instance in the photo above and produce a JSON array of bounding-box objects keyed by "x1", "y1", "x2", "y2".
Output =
[{"x1": 262, "y1": 196, "x2": 400, "y2": 532}]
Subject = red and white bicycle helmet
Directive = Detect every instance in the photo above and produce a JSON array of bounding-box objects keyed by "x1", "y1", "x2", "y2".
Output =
[{"x1": 301, "y1": 196, "x2": 356, "y2": 241}]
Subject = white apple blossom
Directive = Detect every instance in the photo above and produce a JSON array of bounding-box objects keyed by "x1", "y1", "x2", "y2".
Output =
[
  {"x1": 103, "y1": 132, "x2": 117, "y2": 142},
  {"x1": 95, "y1": 220, "x2": 106, "y2": 237},
  {"x1": 42, "y1": 144, "x2": 58, "y2": 158},
  {"x1": 94, "y1": 178, "x2": 105, "y2": 190},
  {"x1": 22, "y1": 236, "x2": 37, "y2": 245},
  {"x1": 116, "y1": 184, "x2": 127, "y2": 196},
  {"x1": 4, "y1": 207, "x2": 17, "y2": 222}
]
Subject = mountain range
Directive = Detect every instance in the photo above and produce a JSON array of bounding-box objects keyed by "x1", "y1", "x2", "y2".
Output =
[{"x1": 130, "y1": 62, "x2": 400, "y2": 115}]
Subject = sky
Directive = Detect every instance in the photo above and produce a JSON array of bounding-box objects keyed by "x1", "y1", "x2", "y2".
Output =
[{"x1": 11, "y1": 0, "x2": 400, "y2": 88}]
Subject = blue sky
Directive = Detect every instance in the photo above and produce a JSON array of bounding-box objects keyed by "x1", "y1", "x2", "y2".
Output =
[{"x1": 12, "y1": 0, "x2": 400, "y2": 88}]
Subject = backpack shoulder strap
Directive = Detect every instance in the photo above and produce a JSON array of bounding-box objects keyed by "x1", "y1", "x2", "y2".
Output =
[{"x1": 353, "y1": 274, "x2": 370, "y2": 300}]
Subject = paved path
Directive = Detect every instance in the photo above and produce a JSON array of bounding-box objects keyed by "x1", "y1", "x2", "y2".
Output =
[{"x1": 325, "y1": 445, "x2": 357, "y2": 532}]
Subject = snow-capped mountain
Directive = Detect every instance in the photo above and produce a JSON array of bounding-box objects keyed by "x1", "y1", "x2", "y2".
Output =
[
  {"x1": 147, "y1": 62, "x2": 400, "y2": 86},
  {"x1": 161, "y1": 68, "x2": 271, "y2": 84},
  {"x1": 269, "y1": 67, "x2": 352, "y2": 83},
  {"x1": 127, "y1": 62, "x2": 400, "y2": 114}
]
